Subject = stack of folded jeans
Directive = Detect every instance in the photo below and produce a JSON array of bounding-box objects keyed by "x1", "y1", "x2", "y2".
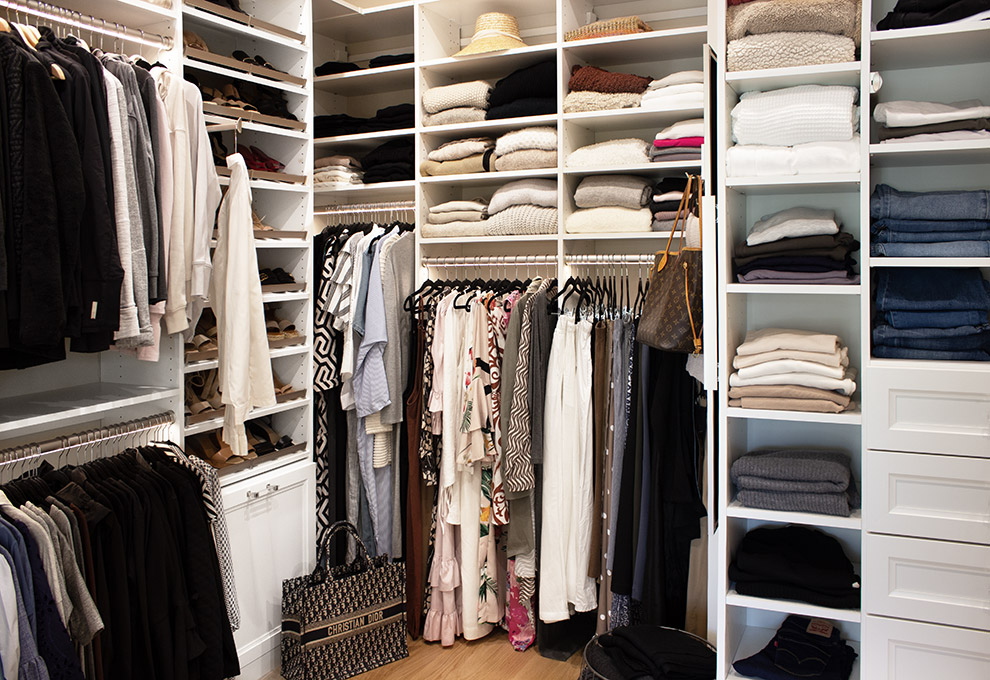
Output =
[
  {"x1": 731, "y1": 449, "x2": 859, "y2": 517},
  {"x1": 870, "y1": 184, "x2": 990, "y2": 257},
  {"x1": 873, "y1": 267, "x2": 990, "y2": 361},
  {"x1": 733, "y1": 615, "x2": 858, "y2": 680}
]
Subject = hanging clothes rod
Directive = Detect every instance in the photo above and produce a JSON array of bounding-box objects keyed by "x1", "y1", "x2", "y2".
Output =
[
  {"x1": 421, "y1": 255, "x2": 558, "y2": 268},
  {"x1": 565, "y1": 254, "x2": 657, "y2": 265},
  {"x1": 207, "y1": 118, "x2": 244, "y2": 133},
  {"x1": 315, "y1": 200, "x2": 415, "y2": 216},
  {"x1": 0, "y1": 0, "x2": 174, "y2": 49},
  {"x1": 0, "y1": 412, "x2": 175, "y2": 467}
]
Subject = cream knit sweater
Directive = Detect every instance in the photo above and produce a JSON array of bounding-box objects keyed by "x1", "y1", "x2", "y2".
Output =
[{"x1": 422, "y1": 80, "x2": 492, "y2": 114}]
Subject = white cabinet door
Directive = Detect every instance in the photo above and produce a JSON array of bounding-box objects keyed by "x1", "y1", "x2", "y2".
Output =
[
  {"x1": 223, "y1": 461, "x2": 316, "y2": 680},
  {"x1": 865, "y1": 449, "x2": 990, "y2": 545},
  {"x1": 864, "y1": 616, "x2": 990, "y2": 680},
  {"x1": 864, "y1": 534, "x2": 990, "y2": 632}
]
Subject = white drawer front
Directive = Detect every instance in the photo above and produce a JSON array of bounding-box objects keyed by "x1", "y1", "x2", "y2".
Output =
[
  {"x1": 866, "y1": 450, "x2": 990, "y2": 545},
  {"x1": 866, "y1": 364, "x2": 990, "y2": 457},
  {"x1": 864, "y1": 616, "x2": 990, "y2": 680},
  {"x1": 865, "y1": 534, "x2": 990, "y2": 631}
]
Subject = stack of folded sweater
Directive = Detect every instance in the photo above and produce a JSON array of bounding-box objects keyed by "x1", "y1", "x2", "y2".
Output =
[
  {"x1": 734, "y1": 615, "x2": 858, "y2": 680},
  {"x1": 420, "y1": 137, "x2": 495, "y2": 176},
  {"x1": 642, "y1": 71, "x2": 706, "y2": 111},
  {"x1": 422, "y1": 199, "x2": 489, "y2": 238},
  {"x1": 650, "y1": 177, "x2": 689, "y2": 231},
  {"x1": 565, "y1": 175, "x2": 653, "y2": 233},
  {"x1": 313, "y1": 155, "x2": 363, "y2": 187},
  {"x1": 422, "y1": 80, "x2": 492, "y2": 127},
  {"x1": 565, "y1": 15, "x2": 652, "y2": 41},
  {"x1": 563, "y1": 65, "x2": 651, "y2": 112},
  {"x1": 877, "y1": 0, "x2": 990, "y2": 29},
  {"x1": 726, "y1": 0, "x2": 860, "y2": 72},
  {"x1": 486, "y1": 179, "x2": 558, "y2": 235},
  {"x1": 565, "y1": 138, "x2": 651, "y2": 168},
  {"x1": 729, "y1": 525, "x2": 861, "y2": 609},
  {"x1": 494, "y1": 126, "x2": 558, "y2": 171},
  {"x1": 487, "y1": 61, "x2": 556, "y2": 120},
  {"x1": 652, "y1": 118, "x2": 705, "y2": 163},
  {"x1": 873, "y1": 267, "x2": 990, "y2": 361},
  {"x1": 873, "y1": 99, "x2": 990, "y2": 144},
  {"x1": 735, "y1": 207, "x2": 860, "y2": 284},
  {"x1": 871, "y1": 184, "x2": 990, "y2": 257},
  {"x1": 729, "y1": 328, "x2": 857, "y2": 413},
  {"x1": 361, "y1": 137, "x2": 414, "y2": 183},
  {"x1": 314, "y1": 103, "x2": 414, "y2": 137},
  {"x1": 728, "y1": 84, "x2": 860, "y2": 177},
  {"x1": 731, "y1": 449, "x2": 859, "y2": 516}
]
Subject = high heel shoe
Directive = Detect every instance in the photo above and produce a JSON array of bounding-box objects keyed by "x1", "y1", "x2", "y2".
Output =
[{"x1": 249, "y1": 146, "x2": 285, "y2": 171}]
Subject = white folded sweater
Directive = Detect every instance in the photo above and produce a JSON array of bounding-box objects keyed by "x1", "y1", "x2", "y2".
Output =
[
  {"x1": 565, "y1": 206, "x2": 653, "y2": 233},
  {"x1": 731, "y1": 84, "x2": 858, "y2": 146},
  {"x1": 495, "y1": 127, "x2": 558, "y2": 156},
  {"x1": 656, "y1": 118, "x2": 706, "y2": 140},
  {"x1": 874, "y1": 99, "x2": 990, "y2": 128},
  {"x1": 733, "y1": 346, "x2": 849, "y2": 369},
  {"x1": 736, "y1": 358, "x2": 846, "y2": 380},
  {"x1": 746, "y1": 207, "x2": 839, "y2": 246},
  {"x1": 649, "y1": 70, "x2": 705, "y2": 89},
  {"x1": 429, "y1": 199, "x2": 488, "y2": 214},
  {"x1": 729, "y1": 369, "x2": 857, "y2": 396},
  {"x1": 487, "y1": 179, "x2": 558, "y2": 215},
  {"x1": 422, "y1": 80, "x2": 492, "y2": 114},
  {"x1": 727, "y1": 137, "x2": 860, "y2": 177},
  {"x1": 565, "y1": 138, "x2": 650, "y2": 168}
]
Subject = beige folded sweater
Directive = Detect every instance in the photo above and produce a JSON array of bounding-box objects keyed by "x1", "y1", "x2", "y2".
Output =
[
  {"x1": 736, "y1": 328, "x2": 843, "y2": 356},
  {"x1": 728, "y1": 383, "x2": 851, "y2": 407},
  {"x1": 428, "y1": 137, "x2": 494, "y2": 162},
  {"x1": 563, "y1": 91, "x2": 642, "y2": 113},
  {"x1": 423, "y1": 107, "x2": 487, "y2": 127},
  {"x1": 494, "y1": 149, "x2": 557, "y2": 172},
  {"x1": 565, "y1": 206, "x2": 653, "y2": 233},
  {"x1": 727, "y1": 32, "x2": 856, "y2": 72},
  {"x1": 422, "y1": 80, "x2": 492, "y2": 114},
  {"x1": 733, "y1": 346, "x2": 849, "y2": 369},
  {"x1": 421, "y1": 222, "x2": 488, "y2": 238},
  {"x1": 727, "y1": 0, "x2": 861, "y2": 47},
  {"x1": 428, "y1": 211, "x2": 486, "y2": 224},
  {"x1": 420, "y1": 153, "x2": 492, "y2": 176}
]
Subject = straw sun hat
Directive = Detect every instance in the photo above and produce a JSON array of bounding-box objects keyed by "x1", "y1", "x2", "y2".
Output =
[{"x1": 453, "y1": 12, "x2": 528, "y2": 57}]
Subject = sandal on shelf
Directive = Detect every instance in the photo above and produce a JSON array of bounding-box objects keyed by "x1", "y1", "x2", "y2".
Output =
[
  {"x1": 266, "y1": 319, "x2": 285, "y2": 340},
  {"x1": 249, "y1": 419, "x2": 295, "y2": 451},
  {"x1": 272, "y1": 373, "x2": 295, "y2": 395},
  {"x1": 272, "y1": 267, "x2": 295, "y2": 283},
  {"x1": 252, "y1": 208, "x2": 274, "y2": 231},
  {"x1": 246, "y1": 422, "x2": 277, "y2": 455},
  {"x1": 276, "y1": 318, "x2": 300, "y2": 338},
  {"x1": 221, "y1": 84, "x2": 259, "y2": 112},
  {"x1": 184, "y1": 31, "x2": 210, "y2": 52},
  {"x1": 185, "y1": 383, "x2": 212, "y2": 416}
]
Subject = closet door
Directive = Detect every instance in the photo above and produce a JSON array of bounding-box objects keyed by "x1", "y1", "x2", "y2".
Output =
[{"x1": 222, "y1": 461, "x2": 317, "y2": 680}]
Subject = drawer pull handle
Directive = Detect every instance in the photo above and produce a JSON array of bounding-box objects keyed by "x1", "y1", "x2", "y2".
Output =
[
  {"x1": 266, "y1": 484, "x2": 280, "y2": 494},
  {"x1": 246, "y1": 490, "x2": 261, "y2": 499}
]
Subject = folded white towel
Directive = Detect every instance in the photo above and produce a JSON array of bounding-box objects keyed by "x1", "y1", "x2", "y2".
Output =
[
  {"x1": 747, "y1": 207, "x2": 839, "y2": 246},
  {"x1": 874, "y1": 99, "x2": 990, "y2": 128},
  {"x1": 565, "y1": 138, "x2": 651, "y2": 168},
  {"x1": 880, "y1": 130, "x2": 990, "y2": 144},
  {"x1": 737, "y1": 328, "x2": 842, "y2": 356},
  {"x1": 732, "y1": 85, "x2": 858, "y2": 146},
  {"x1": 429, "y1": 199, "x2": 488, "y2": 214},
  {"x1": 729, "y1": 369, "x2": 857, "y2": 396},
  {"x1": 733, "y1": 346, "x2": 849, "y2": 369},
  {"x1": 737, "y1": 358, "x2": 846, "y2": 380},
  {"x1": 649, "y1": 70, "x2": 705, "y2": 89},
  {"x1": 488, "y1": 179, "x2": 558, "y2": 215},
  {"x1": 727, "y1": 137, "x2": 860, "y2": 177},
  {"x1": 495, "y1": 126, "x2": 558, "y2": 156},
  {"x1": 640, "y1": 91, "x2": 705, "y2": 111},
  {"x1": 656, "y1": 118, "x2": 706, "y2": 140},
  {"x1": 565, "y1": 207, "x2": 653, "y2": 233}
]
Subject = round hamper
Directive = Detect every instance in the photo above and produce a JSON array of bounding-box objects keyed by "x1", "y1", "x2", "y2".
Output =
[{"x1": 579, "y1": 626, "x2": 716, "y2": 680}]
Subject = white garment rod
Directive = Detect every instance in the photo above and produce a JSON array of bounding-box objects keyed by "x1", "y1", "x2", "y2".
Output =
[
  {"x1": 421, "y1": 255, "x2": 558, "y2": 268},
  {"x1": 0, "y1": 0, "x2": 174, "y2": 48}
]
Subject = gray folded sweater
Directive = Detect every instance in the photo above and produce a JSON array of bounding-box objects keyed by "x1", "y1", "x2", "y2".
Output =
[
  {"x1": 574, "y1": 174, "x2": 652, "y2": 209},
  {"x1": 730, "y1": 449, "x2": 851, "y2": 490}
]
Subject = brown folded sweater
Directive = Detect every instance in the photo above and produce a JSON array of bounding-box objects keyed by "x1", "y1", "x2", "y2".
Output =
[
  {"x1": 729, "y1": 397, "x2": 849, "y2": 413},
  {"x1": 729, "y1": 384, "x2": 851, "y2": 407},
  {"x1": 568, "y1": 65, "x2": 652, "y2": 95}
]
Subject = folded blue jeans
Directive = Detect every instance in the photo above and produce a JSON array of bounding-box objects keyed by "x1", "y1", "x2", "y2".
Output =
[
  {"x1": 874, "y1": 268, "x2": 990, "y2": 312},
  {"x1": 871, "y1": 218, "x2": 990, "y2": 234},
  {"x1": 873, "y1": 344, "x2": 990, "y2": 361},
  {"x1": 885, "y1": 309, "x2": 989, "y2": 329},
  {"x1": 871, "y1": 184, "x2": 990, "y2": 221},
  {"x1": 873, "y1": 324, "x2": 990, "y2": 351},
  {"x1": 873, "y1": 228, "x2": 990, "y2": 243},
  {"x1": 871, "y1": 241, "x2": 990, "y2": 257},
  {"x1": 733, "y1": 615, "x2": 857, "y2": 680}
]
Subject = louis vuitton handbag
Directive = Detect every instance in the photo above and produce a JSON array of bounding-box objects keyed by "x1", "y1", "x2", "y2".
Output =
[
  {"x1": 637, "y1": 175, "x2": 704, "y2": 353},
  {"x1": 281, "y1": 521, "x2": 408, "y2": 680}
]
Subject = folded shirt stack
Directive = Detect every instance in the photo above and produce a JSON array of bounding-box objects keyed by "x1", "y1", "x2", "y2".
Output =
[
  {"x1": 494, "y1": 126, "x2": 558, "y2": 172},
  {"x1": 735, "y1": 207, "x2": 860, "y2": 284},
  {"x1": 729, "y1": 328, "x2": 857, "y2": 413},
  {"x1": 420, "y1": 137, "x2": 495, "y2": 176},
  {"x1": 870, "y1": 183, "x2": 990, "y2": 257},
  {"x1": 641, "y1": 71, "x2": 706, "y2": 111},
  {"x1": 729, "y1": 525, "x2": 861, "y2": 610},
  {"x1": 733, "y1": 615, "x2": 858, "y2": 680},
  {"x1": 873, "y1": 267, "x2": 990, "y2": 361},
  {"x1": 566, "y1": 175, "x2": 653, "y2": 233},
  {"x1": 361, "y1": 137, "x2": 414, "y2": 183},
  {"x1": 651, "y1": 117, "x2": 705, "y2": 163},
  {"x1": 565, "y1": 15, "x2": 652, "y2": 41},
  {"x1": 422, "y1": 199, "x2": 489, "y2": 238},
  {"x1": 726, "y1": 0, "x2": 860, "y2": 72},
  {"x1": 314, "y1": 53, "x2": 413, "y2": 76},
  {"x1": 314, "y1": 103, "x2": 414, "y2": 137},
  {"x1": 486, "y1": 179, "x2": 558, "y2": 236},
  {"x1": 487, "y1": 61, "x2": 557, "y2": 120},
  {"x1": 728, "y1": 84, "x2": 860, "y2": 176},
  {"x1": 313, "y1": 155, "x2": 363, "y2": 187},
  {"x1": 422, "y1": 80, "x2": 492, "y2": 127},
  {"x1": 731, "y1": 449, "x2": 859, "y2": 517},
  {"x1": 650, "y1": 176, "x2": 689, "y2": 231},
  {"x1": 565, "y1": 138, "x2": 651, "y2": 168},
  {"x1": 873, "y1": 99, "x2": 990, "y2": 144},
  {"x1": 563, "y1": 65, "x2": 651, "y2": 113},
  {"x1": 877, "y1": 0, "x2": 990, "y2": 29}
]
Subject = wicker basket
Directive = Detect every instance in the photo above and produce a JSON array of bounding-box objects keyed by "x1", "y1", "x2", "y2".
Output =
[{"x1": 565, "y1": 16, "x2": 652, "y2": 42}]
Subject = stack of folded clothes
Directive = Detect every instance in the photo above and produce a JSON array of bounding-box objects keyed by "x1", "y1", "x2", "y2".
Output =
[
  {"x1": 877, "y1": 0, "x2": 990, "y2": 29},
  {"x1": 565, "y1": 175, "x2": 653, "y2": 233},
  {"x1": 641, "y1": 71, "x2": 706, "y2": 111},
  {"x1": 565, "y1": 15, "x2": 652, "y2": 41},
  {"x1": 735, "y1": 207, "x2": 860, "y2": 284},
  {"x1": 729, "y1": 328, "x2": 857, "y2": 412},
  {"x1": 728, "y1": 85, "x2": 860, "y2": 177},
  {"x1": 314, "y1": 103, "x2": 414, "y2": 137},
  {"x1": 873, "y1": 267, "x2": 990, "y2": 361},
  {"x1": 369, "y1": 53, "x2": 413, "y2": 68},
  {"x1": 422, "y1": 80, "x2": 492, "y2": 127},
  {"x1": 652, "y1": 118, "x2": 705, "y2": 163},
  {"x1": 361, "y1": 138, "x2": 414, "y2": 183},
  {"x1": 487, "y1": 61, "x2": 556, "y2": 120},
  {"x1": 731, "y1": 449, "x2": 859, "y2": 516},
  {"x1": 565, "y1": 138, "x2": 651, "y2": 168},
  {"x1": 726, "y1": 0, "x2": 860, "y2": 72},
  {"x1": 494, "y1": 126, "x2": 558, "y2": 171},
  {"x1": 873, "y1": 99, "x2": 990, "y2": 144},
  {"x1": 729, "y1": 525, "x2": 861, "y2": 609},
  {"x1": 422, "y1": 199, "x2": 489, "y2": 238},
  {"x1": 315, "y1": 53, "x2": 414, "y2": 75},
  {"x1": 871, "y1": 184, "x2": 990, "y2": 257},
  {"x1": 733, "y1": 615, "x2": 858, "y2": 680},
  {"x1": 486, "y1": 179, "x2": 558, "y2": 235},
  {"x1": 650, "y1": 177, "x2": 689, "y2": 231},
  {"x1": 563, "y1": 65, "x2": 651, "y2": 112},
  {"x1": 420, "y1": 137, "x2": 495, "y2": 176},
  {"x1": 313, "y1": 155, "x2": 363, "y2": 188}
]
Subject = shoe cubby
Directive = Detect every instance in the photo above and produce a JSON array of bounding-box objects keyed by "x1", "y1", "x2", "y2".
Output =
[
  {"x1": 183, "y1": 16, "x2": 310, "y2": 83},
  {"x1": 184, "y1": 0, "x2": 308, "y2": 43}
]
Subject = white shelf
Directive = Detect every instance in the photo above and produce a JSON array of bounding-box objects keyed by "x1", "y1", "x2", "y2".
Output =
[
  {"x1": 562, "y1": 161, "x2": 700, "y2": 176},
  {"x1": 314, "y1": 63, "x2": 414, "y2": 96},
  {"x1": 871, "y1": 22, "x2": 990, "y2": 70},
  {"x1": 217, "y1": 175, "x2": 310, "y2": 193},
  {"x1": 869, "y1": 257, "x2": 990, "y2": 267},
  {"x1": 314, "y1": 180, "x2": 415, "y2": 200},
  {"x1": 314, "y1": 128, "x2": 414, "y2": 148},
  {"x1": 869, "y1": 140, "x2": 990, "y2": 167},
  {"x1": 562, "y1": 25, "x2": 707, "y2": 63},
  {"x1": 261, "y1": 291, "x2": 310, "y2": 304},
  {"x1": 726, "y1": 283, "x2": 861, "y2": 295},
  {"x1": 420, "y1": 169, "x2": 557, "y2": 185},
  {"x1": 727, "y1": 501, "x2": 863, "y2": 530},
  {"x1": 183, "y1": 58, "x2": 308, "y2": 96},
  {"x1": 868, "y1": 357, "x2": 990, "y2": 371},
  {"x1": 216, "y1": 445, "x2": 312, "y2": 487},
  {"x1": 206, "y1": 116, "x2": 309, "y2": 141},
  {"x1": 727, "y1": 626, "x2": 861, "y2": 680},
  {"x1": 185, "y1": 344, "x2": 311, "y2": 374},
  {"x1": 419, "y1": 44, "x2": 557, "y2": 79},
  {"x1": 563, "y1": 106, "x2": 704, "y2": 132},
  {"x1": 182, "y1": 4, "x2": 307, "y2": 51},
  {"x1": 0, "y1": 384, "x2": 180, "y2": 436},
  {"x1": 563, "y1": 231, "x2": 679, "y2": 241},
  {"x1": 726, "y1": 174, "x2": 861, "y2": 195},
  {"x1": 419, "y1": 114, "x2": 558, "y2": 138},
  {"x1": 726, "y1": 62, "x2": 861, "y2": 93},
  {"x1": 251, "y1": 238, "x2": 310, "y2": 249},
  {"x1": 184, "y1": 395, "x2": 312, "y2": 436},
  {"x1": 726, "y1": 407, "x2": 862, "y2": 425},
  {"x1": 59, "y1": 0, "x2": 174, "y2": 27},
  {"x1": 726, "y1": 590, "x2": 862, "y2": 623},
  {"x1": 420, "y1": 234, "x2": 559, "y2": 244}
]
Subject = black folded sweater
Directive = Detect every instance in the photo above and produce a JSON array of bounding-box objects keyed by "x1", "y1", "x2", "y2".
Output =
[
  {"x1": 486, "y1": 97, "x2": 557, "y2": 120},
  {"x1": 878, "y1": 0, "x2": 990, "y2": 28},
  {"x1": 489, "y1": 60, "x2": 557, "y2": 108},
  {"x1": 314, "y1": 103, "x2": 414, "y2": 138}
]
